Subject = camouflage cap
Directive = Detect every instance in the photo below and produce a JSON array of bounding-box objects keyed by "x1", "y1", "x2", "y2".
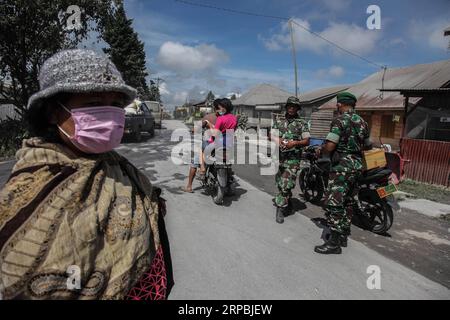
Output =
[
  {"x1": 336, "y1": 92, "x2": 357, "y2": 104},
  {"x1": 285, "y1": 96, "x2": 301, "y2": 108}
]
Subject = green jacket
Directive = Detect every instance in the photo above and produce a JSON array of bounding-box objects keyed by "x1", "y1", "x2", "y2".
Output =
[
  {"x1": 272, "y1": 114, "x2": 310, "y2": 161},
  {"x1": 326, "y1": 110, "x2": 370, "y2": 172}
]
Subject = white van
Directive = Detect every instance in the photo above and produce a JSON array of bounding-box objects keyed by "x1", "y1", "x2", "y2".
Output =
[{"x1": 145, "y1": 101, "x2": 163, "y2": 128}]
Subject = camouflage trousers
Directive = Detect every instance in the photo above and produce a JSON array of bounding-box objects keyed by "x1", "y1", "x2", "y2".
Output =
[
  {"x1": 274, "y1": 159, "x2": 301, "y2": 207},
  {"x1": 324, "y1": 170, "x2": 360, "y2": 235}
]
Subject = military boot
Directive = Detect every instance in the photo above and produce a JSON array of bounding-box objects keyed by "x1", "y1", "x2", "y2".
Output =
[
  {"x1": 276, "y1": 207, "x2": 285, "y2": 224},
  {"x1": 340, "y1": 229, "x2": 351, "y2": 247},
  {"x1": 340, "y1": 234, "x2": 348, "y2": 247},
  {"x1": 314, "y1": 230, "x2": 342, "y2": 254}
]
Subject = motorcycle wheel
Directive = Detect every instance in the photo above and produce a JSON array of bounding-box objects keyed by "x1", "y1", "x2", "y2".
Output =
[
  {"x1": 213, "y1": 185, "x2": 225, "y2": 205},
  {"x1": 299, "y1": 167, "x2": 324, "y2": 203},
  {"x1": 358, "y1": 197, "x2": 394, "y2": 234}
]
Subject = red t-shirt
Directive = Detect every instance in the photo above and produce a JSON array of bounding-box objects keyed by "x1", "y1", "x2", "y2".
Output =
[{"x1": 214, "y1": 114, "x2": 237, "y2": 133}]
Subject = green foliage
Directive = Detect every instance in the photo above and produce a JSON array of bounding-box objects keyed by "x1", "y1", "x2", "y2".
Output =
[
  {"x1": 101, "y1": 2, "x2": 150, "y2": 99},
  {"x1": 0, "y1": 0, "x2": 114, "y2": 118},
  {"x1": 206, "y1": 91, "x2": 215, "y2": 102},
  {"x1": 0, "y1": 118, "x2": 29, "y2": 158}
]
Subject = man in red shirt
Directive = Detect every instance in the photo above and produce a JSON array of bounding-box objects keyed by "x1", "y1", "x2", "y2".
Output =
[{"x1": 181, "y1": 101, "x2": 220, "y2": 193}]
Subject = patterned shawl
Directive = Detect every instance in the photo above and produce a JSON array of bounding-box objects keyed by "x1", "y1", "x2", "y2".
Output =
[{"x1": 0, "y1": 137, "x2": 168, "y2": 299}]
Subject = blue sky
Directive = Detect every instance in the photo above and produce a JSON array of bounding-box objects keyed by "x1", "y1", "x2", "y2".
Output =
[{"x1": 118, "y1": 0, "x2": 450, "y2": 108}]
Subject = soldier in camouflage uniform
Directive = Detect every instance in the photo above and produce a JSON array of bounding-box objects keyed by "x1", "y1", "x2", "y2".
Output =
[
  {"x1": 314, "y1": 92, "x2": 371, "y2": 254},
  {"x1": 236, "y1": 112, "x2": 248, "y2": 130},
  {"x1": 272, "y1": 96, "x2": 310, "y2": 224}
]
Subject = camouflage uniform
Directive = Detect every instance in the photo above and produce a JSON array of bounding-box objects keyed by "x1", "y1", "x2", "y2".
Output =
[
  {"x1": 324, "y1": 109, "x2": 370, "y2": 235},
  {"x1": 272, "y1": 98, "x2": 310, "y2": 208},
  {"x1": 237, "y1": 113, "x2": 248, "y2": 130}
]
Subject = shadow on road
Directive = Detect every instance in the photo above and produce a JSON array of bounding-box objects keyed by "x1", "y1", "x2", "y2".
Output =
[
  {"x1": 290, "y1": 198, "x2": 307, "y2": 214},
  {"x1": 223, "y1": 186, "x2": 248, "y2": 207}
]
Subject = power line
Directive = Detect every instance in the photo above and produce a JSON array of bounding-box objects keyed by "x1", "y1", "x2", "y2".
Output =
[
  {"x1": 174, "y1": 0, "x2": 386, "y2": 69},
  {"x1": 290, "y1": 20, "x2": 385, "y2": 69},
  {"x1": 174, "y1": 0, "x2": 286, "y2": 21}
]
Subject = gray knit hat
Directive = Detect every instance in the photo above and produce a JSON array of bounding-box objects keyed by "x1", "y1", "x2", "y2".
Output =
[{"x1": 27, "y1": 49, "x2": 137, "y2": 111}]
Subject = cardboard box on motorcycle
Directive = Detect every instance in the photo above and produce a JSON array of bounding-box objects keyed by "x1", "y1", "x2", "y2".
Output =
[{"x1": 363, "y1": 148, "x2": 387, "y2": 170}]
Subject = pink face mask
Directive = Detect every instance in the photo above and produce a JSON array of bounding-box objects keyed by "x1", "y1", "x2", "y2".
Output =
[{"x1": 57, "y1": 103, "x2": 125, "y2": 154}]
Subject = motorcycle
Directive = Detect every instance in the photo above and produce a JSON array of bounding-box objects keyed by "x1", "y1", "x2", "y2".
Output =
[
  {"x1": 299, "y1": 146, "x2": 397, "y2": 235},
  {"x1": 201, "y1": 146, "x2": 235, "y2": 205}
]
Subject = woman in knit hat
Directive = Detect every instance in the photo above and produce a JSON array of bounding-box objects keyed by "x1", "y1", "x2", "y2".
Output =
[{"x1": 0, "y1": 49, "x2": 173, "y2": 300}]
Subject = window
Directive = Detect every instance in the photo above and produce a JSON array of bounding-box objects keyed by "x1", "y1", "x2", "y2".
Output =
[
  {"x1": 380, "y1": 114, "x2": 395, "y2": 138},
  {"x1": 140, "y1": 103, "x2": 151, "y2": 116}
]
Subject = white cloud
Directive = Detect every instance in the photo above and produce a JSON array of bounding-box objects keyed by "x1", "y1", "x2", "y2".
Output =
[
  {"x1": 226, "y1": 92, "x2": 242, "y2": 99},
  {"x1": 156, "y1": 41, "x2": 229, "y2": 75},
  {"x1": 315, "y1": 66, "x2": 345, "y2": 79},
  {"x1": 158, "y1": 82, "x2": 170, "y2": 96},
  {"x1": 261, "y1": 18, "x2": 381, "y2": 56},
  {"x1": 329, "y1": 66, "x2": 344, "y2": 77},
  {"x1": 172, "y1": 91, "x2": 189, "y2": 105},
  {"x1": 409, "y1": 19, "x2": 449, "y2": 50},
  {"x1": 220, "y1": 68, "x2": 290, "y2": 84},
  {"x1": 166, "y1": 85, "x2": 212, "y2": 107}
]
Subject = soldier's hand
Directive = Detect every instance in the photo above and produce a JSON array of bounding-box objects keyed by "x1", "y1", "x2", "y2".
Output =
[
  {"x1": 284, "y1": 140, "x2": 297, "y2": 150},
  {"x1": 315, "y1": 147, "x2": 322, "y2": 157}
]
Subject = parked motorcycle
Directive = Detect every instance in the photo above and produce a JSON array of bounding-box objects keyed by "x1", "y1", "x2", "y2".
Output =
[
  {"x1": 201, "y1": 147, "x2": 235, "y2": 205},
  {"x1": 299, "y1": 146, "x2": 397, "y2": 234}
]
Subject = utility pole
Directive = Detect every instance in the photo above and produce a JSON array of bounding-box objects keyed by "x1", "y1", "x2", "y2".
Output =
[
  {"x1": 152, "y1": 77, "x2": 165, "y2": 89},
  {"x1": 150, "y1": 77, "x2": 165, "y2": 102},
  {"x1": 289, "y1": 19, "x2": 299, "y2": 97},
  {"x1": 445, "y1": 26, "x2": 450, "y2": 50}
]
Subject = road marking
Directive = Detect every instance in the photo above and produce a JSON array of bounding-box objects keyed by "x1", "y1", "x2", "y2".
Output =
[{"x1": 0, "y1": 160, "x2": 15, "y2": 165}]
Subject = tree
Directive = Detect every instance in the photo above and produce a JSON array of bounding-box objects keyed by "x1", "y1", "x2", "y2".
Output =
[
  {"x1": 101, "y1": 2, "x2": 150, "y2": 99},
  {"x1": 0, "y1": 0, "x2": 114, "y2": 118},
  {"x1": 206, "y1": 91, "x2": 215, "y2": 102},
  {"x1": 149, "y1": 80, "x2": 161, "y2": 102}
]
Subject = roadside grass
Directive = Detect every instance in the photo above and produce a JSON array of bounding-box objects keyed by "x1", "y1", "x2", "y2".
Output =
[{"x1": 398, "y1": 179, "x2": 450, "y2": 205}]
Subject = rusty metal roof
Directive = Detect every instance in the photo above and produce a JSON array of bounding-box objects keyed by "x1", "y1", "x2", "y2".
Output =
[
  {"x1": 320, "y1": 59, "x2": 450, "y2": 111},
  {"x1": 234, "y1": 83, "x2": 350, "y2": 107},
  {"x1": 298, "y1": 85, "x2": 349, "y2": 104},
  {"x1": 233, "y1": 83, "x2": 293, "y2": 106}
]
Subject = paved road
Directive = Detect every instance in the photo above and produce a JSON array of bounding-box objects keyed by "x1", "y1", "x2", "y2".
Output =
[
  {"x1": 234, "y1": 154, "x2": 450, "y2": 290},
  {"x1": 0, "y1": 120, "x2": 449, "y2": 299}
]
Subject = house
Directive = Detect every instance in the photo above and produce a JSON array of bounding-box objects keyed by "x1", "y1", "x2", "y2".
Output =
[
  {"x1": 233, "y1": 84, "x2": 293, "y2": 128},
  {"x1": 318, "y1": 59, "x2": 450, "y2": 150},
  {"x1": 192, "y1": 100, "x2": 213, "y2": 115},
  {"x1": 298, "y1": 85, "x2": 349, "y2": 138},
  {"x1": 233, "y1": 83, "x2": 347, "y2": 129},
  {"x1": 298, "y1": 85, "x2": 349, "y2": 117},
  {"x1": 379, "y1": 85, "x2": 450, "y2": 186}
]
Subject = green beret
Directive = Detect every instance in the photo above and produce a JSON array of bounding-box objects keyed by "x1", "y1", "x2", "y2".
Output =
[
  {"x1": 286, "y1": 96, "x2": 301, "y2": 107},
  {"x1": 336, "y1": 92, "x2": 357, "y2": 104}
]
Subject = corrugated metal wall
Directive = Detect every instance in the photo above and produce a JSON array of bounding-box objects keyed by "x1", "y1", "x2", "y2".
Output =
[{"x1": 401, "y1": 138, "x2": 450, "y2": 186}]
